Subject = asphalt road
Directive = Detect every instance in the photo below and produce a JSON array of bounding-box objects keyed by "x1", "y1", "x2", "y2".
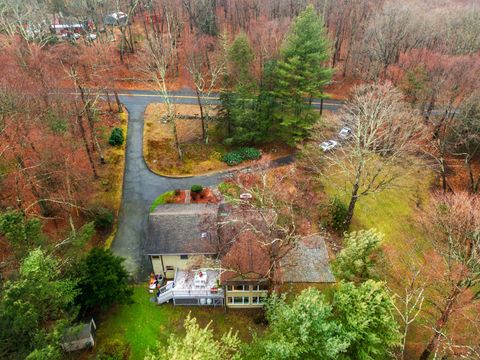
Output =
[{"x1": 111, "y1": 89, "x2": 342, "y2": 281}]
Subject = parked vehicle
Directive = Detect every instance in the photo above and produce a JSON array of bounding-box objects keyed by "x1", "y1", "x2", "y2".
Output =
[
  {"x1": 338, "y1": 126, "x2": 352, "y2": 139},
  {"x1": 62, "y1": 32, "x2": 81, "y2": 40},
  {"x1": 86, "y1": 33, "x2": 97, "y2": 41},
  {"x1": 320, "y1": 140, "x2": 338, "y2": 152}
]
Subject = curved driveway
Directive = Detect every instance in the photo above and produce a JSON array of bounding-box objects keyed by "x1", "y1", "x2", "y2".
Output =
[{"x1": 111, "y1": 90, "x2": 342, "y2": 281}]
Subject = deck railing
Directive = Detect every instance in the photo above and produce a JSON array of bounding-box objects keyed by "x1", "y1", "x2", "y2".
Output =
[{"x1": 171, "y1": 288, "x2": 224, "y2": 298}]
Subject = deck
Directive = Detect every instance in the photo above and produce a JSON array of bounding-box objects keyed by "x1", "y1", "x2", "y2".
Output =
[{"x1": 157, "y1": 268, "x2": 224, "y2": 306}]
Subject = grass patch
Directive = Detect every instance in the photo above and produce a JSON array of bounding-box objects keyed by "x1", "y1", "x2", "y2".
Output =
[
  {"x1": 321, "y1": 163, "x2": 433, "y2": 253},
  {"x1": 93, "y1": 286, "x2": 265, "y2": 360},
  {"x1": 149, "y1": 191, "x2": 175, "y2": 212}
]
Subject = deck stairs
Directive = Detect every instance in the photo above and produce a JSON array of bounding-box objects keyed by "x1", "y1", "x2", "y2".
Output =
[{"x1": 157, "y1": 283, "x2": 174, "y2": 304}]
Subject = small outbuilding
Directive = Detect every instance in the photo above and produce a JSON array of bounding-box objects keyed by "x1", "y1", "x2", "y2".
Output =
[{"x1": 61, "y1": 319, "x2": 96, "y2": 352}]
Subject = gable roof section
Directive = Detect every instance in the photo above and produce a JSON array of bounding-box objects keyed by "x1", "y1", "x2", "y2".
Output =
[{"x1": 145, "y1": 204, "x2": 219, "y2": 255}]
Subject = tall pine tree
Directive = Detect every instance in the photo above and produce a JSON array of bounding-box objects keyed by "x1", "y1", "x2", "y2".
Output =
[{"x1": 273, "y1": 5, "x2": 332, "y2": 145}]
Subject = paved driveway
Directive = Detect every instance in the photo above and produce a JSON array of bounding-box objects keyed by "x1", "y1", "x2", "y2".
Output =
[
  {"x1": 111, "y1": 95, "x2": 225, "y2": 281},
  {"x1": 111, "y1": 91, "x2": 341, "y2": 281}
]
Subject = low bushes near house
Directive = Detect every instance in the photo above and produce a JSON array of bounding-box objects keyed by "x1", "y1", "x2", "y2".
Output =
[
  {"x1": 190, "y1": 185, "x2": 203, "y2": 194},
  {"x1": 109, "y1": 127, "x2": 124, "y2": 146},
  {"x1": 222, "y1": 147, "x2": 261, "y2": 166},
  {"x1": 150, "y1": 191, "x2": 175, "y2": 212},
  {"x1": 191, "y1": 185, "x2": 204, "y2": 201}
]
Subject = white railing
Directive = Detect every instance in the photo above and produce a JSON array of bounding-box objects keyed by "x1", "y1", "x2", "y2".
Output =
[
  {"x1": 157, "y1": 289, "x2": 174, "y2": 304},
  {"x1": 171, "y1": 289, "x2": 224, "y2": 298}
]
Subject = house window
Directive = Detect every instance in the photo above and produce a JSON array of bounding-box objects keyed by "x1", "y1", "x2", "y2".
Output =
[
  {"x1": 229, "y1": 296, "x2": 249, "y2": 305},
  {"x1": 252, "y1": 296, "x2": 266, "y2": 305},
  {"x1": 253, "y1": 284, "x2": 269, "y2": 291},
  {"x1": 234, "y1": 285, "x2": 245, "y2": 291},
  {"x1": 151, "y1": 256, "x2": 160, "y2": 259},
  {"x1": 180, "y1": 255, "x2": 188, "y2": 260},
  {"x1": 166, "y1": 266, "x2": 174, "y2": 271}
]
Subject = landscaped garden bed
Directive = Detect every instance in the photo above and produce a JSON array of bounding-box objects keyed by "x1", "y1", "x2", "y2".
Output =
[
  {"x1": 143, "y1": 103, "x2": 293, "y2": 176},
  {"x1": 150, "y1": 186, "x2": 220, "y2": 212}
]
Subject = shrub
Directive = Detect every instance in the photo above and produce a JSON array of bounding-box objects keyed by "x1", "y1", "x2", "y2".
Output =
[
  {"x1": 332, "y1": 229, "x2": 384, "y2": 282},
  {"x1": 223, "y1": 151, "x2": 244, "y2": 166},
  {"x1": 239, "y1": 147, "x2": 261, "y2": 160},
  {"x1": 108, "y1": 127, "x2": 124, "y2": 146},
  {"x1": 191, "y1": 184, "x2": 203, "y2": 193},
  {"x1": 328, "y1": 197, "x2": 349, "y2": 232},
  {"x1": 222, "y1": 147, "x2": 261, "y2": 166},
  {"x1": 89, "y1": 206, "x2": 114, "y2": 230},
  {"x1": 174, "y1": 189, "x2": 181, "y2": 196}
]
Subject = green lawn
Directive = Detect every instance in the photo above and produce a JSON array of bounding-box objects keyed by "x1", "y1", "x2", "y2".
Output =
[
  {"x1": 322, "y1": 164, "x2": 433, "y2": 253},
  {"x1": 93, "y1": 286, "x2": 265, "y2": 360}
]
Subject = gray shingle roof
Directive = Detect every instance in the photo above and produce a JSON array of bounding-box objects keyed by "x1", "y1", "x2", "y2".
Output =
[
  {"x1": 145, "y1": 204, "x2": 219, "y2": 255},
  {"x1": 62, "y1": 322, "x2": 93, "y2": 343},
  {"x1": 281, "y1": 235, "x2": 336, "y2": 283}
]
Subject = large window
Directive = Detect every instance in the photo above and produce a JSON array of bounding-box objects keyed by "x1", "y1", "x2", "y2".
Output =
[
  {"x1": 252, "y1": 296, "x2": 266, "y2": 305},
  {"x1": 228, "y1": 285, "x2": 247, "y2": 291},
  {"x1": 227, "y1": 296, "x2": 250, "y2": 305},
  {"x1": 180, "y1": 255, "x2": 188, "y2": 260},
  {"x1": 253, "y1": 284, "x2": 269, "y2": 291}
]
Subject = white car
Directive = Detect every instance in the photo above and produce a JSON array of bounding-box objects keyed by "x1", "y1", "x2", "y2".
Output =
[
  {"x1": 339, "y1": 126, "x2": 352, "y2": 139},
  {"x1": 62, "y1": 32, "x2": 80, "y2": 40},
  {"x1": 320, "y1": 140, "x2": 338, "y2": 152}
]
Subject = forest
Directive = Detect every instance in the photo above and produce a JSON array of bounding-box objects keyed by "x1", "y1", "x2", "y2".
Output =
[{"x1": 0, "y1": 0, "x2": 479, "y2": 359}]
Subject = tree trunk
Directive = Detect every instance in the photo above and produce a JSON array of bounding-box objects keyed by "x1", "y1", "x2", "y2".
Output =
[
  {"x1": 344, "y1": 178, "x2": 360, "y2": 229},
  {"x1": 170, "y1": 114, "x2": 183, "y2": 161},
  {"x1": 440, "y1": 156, "x2": 447, "y2": 193},
  {"x1": 419, "y1": 287, "x2": 461, "y2": 360},
  {"x1": 195, "y1": 88, "x2": 207, "y2": 142},
  {"x1": 79, "y1": 87, "x2": 105, "y2": 165},
  {"x1": 105, "y1": 90, "x2": 113, "y2": 112},
  {"x1": 77, "y1": 114, "x2": 98, "y2": 178},
  {"x1": 465, "y1": 157, "x2": 477, "y2": 193},
  {"x1": 112, "y1": 89, "x2": 123, "y2": 113}
]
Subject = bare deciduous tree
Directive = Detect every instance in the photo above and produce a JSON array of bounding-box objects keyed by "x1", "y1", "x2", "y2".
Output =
[
  {"x1": 186, "y1": 35, "x2": 225, "y2": 144},
  {"x1": 419, "y1": 192, "x2": 480, "y2": 360},
  {"x1": 140, "y1": 6, "x2": 183, "y2": 160},
  {"x1": 218, "y1": 172, "x2": 301, "y2": 290},
  {"x1": 304, "y1": 83, "x2": 424, "y2": 229}
]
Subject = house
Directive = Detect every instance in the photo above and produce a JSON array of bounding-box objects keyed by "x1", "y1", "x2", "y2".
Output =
[
  {"x1": 145, "y1": 204, "x2": 219, "y2": 279},
  {"x1": 61, "y1": 319, "x2": 96, "y2": 352},
  {"x1": 145, "y1": 196, "x2": 335, "y2": 309}
]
